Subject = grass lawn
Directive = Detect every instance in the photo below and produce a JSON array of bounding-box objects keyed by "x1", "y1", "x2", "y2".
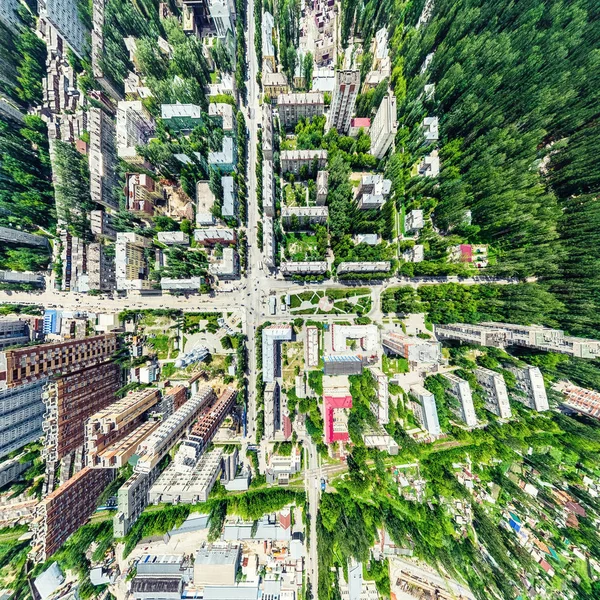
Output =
[
  {"x1": 281, "y1": 342, "x2": 304, "y2": 387},
  {"x1": 284, "y1": 232, "x2": 322, "y2": 261},
  {"x1": 382, "y1": 354, "x2": 409, "y2": 375},
  {"x1": 283, "y1": 183, "x2": 306, "y2": 207},
  {"x1": 146, "y1": 333, "x2": 173, "y2": 359}
]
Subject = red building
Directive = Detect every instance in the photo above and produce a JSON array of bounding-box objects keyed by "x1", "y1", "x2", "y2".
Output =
[{"x1": 324, "y1": 394, "x2": 352, "y2": 444}]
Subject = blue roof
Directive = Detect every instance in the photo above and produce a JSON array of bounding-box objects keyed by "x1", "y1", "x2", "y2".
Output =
[{"x1": 324, "y1": 354, "x2": 361, "y2": 363}]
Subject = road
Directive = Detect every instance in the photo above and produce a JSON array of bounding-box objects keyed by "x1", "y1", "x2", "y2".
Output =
[{"x1": 303, "y1": 436, "x2": 321, "y2": 591}]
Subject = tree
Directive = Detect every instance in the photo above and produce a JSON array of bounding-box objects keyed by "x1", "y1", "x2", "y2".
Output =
[{"x1": 303, "y1": 52, "x2": 314, "y2": 90}]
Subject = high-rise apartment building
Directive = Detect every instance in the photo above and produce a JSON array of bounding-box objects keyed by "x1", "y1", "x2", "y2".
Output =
[
  {"x1": 474, "y1": 367, "x2": 511, "y2": 419},
  {"x1": 42, "y1": 361, "x2": 122, "y2": 463},
  {"x1": 31, "y1": 466, "x2": 114, "y2": 562},
  {"x1": 409, "y1": 384, "x2": 441, "y2": 436},
  {"x1": 116, "y1": 101, "x2": 156, "y2": 164},
  {"x1": 370, "y1": 91, "x2": 397, "y2": 159},
  {"x1": 0, "y1": 319, "x2": 30, "y2": 350},
  {"x1": 0, "y1": 333, "x2": 118, "y2": 389},
  {"x1": 442, "y1": 373, "x2": 477, "y2": 427},
  {"x1": 328, "y1": 70, "x2": 360, "y2": 134},
  {"x1": 85, "y1": 388, "x2": 161, "y2": 467},
  {"x1": 507, "y1": 365, "x2": 549, "y2": 412},
  {"x1": 41, "y1": 0, "x2": 88, "y2": 57},
  {"x1": 0, "y1": 381, "x2": 46, "y2": 458},
  {"x1": 369, "y1": 367, "x2": 389, "y2": 425},
  {"x1": 88, "y1": 107, "x2": 119, "y2": 210},
  {"x1": 435, "y1": 322, "x2": 600, "y2": 359}
]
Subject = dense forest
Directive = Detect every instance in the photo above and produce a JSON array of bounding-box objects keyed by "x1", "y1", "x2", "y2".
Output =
[{"x1": 341, "y1": 0, "x2": 600, "y2": 339}]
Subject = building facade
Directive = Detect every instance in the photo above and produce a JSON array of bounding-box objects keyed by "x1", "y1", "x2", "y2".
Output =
[
  {"x1": 507, "y1": 365, "x2": 549, "y2": 412},
  {"x1": 370, "y1": 91, "x2": 397, "y2": 159},
  {"x1": 409, "y1": 384, "x2": 441, "y2": 436},
  {"x1": 277, "y1": 93, "x2": 325, "y2": 128},
  {"x1": 442, "y1": 373, "x2": 477, "y2": 427},
  {"x1": 328, "y1": 70, "x2": 360, "y2": 134},
  {"x1": 474, "y1": 367, "x2": 512, "y2": 419}
]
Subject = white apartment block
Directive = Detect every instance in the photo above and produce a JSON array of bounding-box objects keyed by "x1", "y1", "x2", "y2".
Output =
[
  {"x1": 316, "y1": 170, "x2": 328, "y2": 204},
  {"x1": 337, "y1": 262, "x2": 391, "y2": 275},
  {"x1": 355, "y1": 174, "x2": 392, "y2": 210},
  {"x1": 474, "y1": 367, "x2": 512, "y2": 419},
  {"x1": 280, "y1": 262, "x2": 327, "y2": 275},
  {"x1": 404, "y1": 209, "x2": 424, "y2": 233},
  {"x1": 277, "y1": 93, "x2": 325, "y2": 128},
  {"x1": 442, "y1": 373, "x2": 477, "y2": 427},
  {"x1": 369, "y1": 367, "x2": 389, "y2": 425},
  {"x1": 263, "y1": 159, "x2": 275, "y2": 217},
  {"x1": 208, "y1": 0, "x2": 234, "y2": 39},
  {"x1": 116, "y1": 101, "x2": 156, "y2": 164},
  {"x1": 422, "y1": 116, "x2": 439, "y2": 141},
  {"x1": 328, "y1": 70, "x2": 360, "y2": 134},
  {"x1": 370, "y1": 91, "x2": 397, "y2": 159},
  {"x1": 262, "y1": 326, "x2": 293, "y2": 383},
  {"x1": 410, "y1": 384, "x2": 441, "y2": 436},
  {"x1": 507, "y1": 365, "x2": 549, "y2": 412},
  {"x1": 262, "y1": 216, "x2": 276, "y2": 268},
  {"x1": 264, "y1": 381, "x2": 280, "y2": 441}
]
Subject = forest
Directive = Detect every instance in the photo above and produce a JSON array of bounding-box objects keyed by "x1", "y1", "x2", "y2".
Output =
[{"x1": 340, "y1": 0, "x2": 600, "y2": 339}]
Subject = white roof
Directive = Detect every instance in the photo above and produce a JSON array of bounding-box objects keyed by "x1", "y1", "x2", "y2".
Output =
[{"x1": 161, "y1": 103, "x2": 202, "y2": 119}]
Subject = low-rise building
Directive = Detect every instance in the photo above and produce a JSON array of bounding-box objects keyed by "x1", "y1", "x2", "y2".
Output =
[
  {"x1": 280, "y1": 150, "x2": 327, "y2": 175},
  {"x1": 305, "y1": 326, "x2": 320, "y2": 368},
  {"x1": 209, "y1": 247, "x2": 239, "y2": 279},
  {"x1": 262, "y1": 11, "x2": 275, "y2": 69},
  {"x1": 280, "y1": 261, "x2": 327, "y2": 276},
  {"x1": 422, "y1": 116, "x2": 439, "y2": 141},
  {"x1": 263, "y1": 72, "x2": 290, "y2": 97},
  {"x1": 157, "y1": 231, "x2": 190, "y2": 246},
  {"x1": 474, "y1": 367, "x2": 512, "y2": 419},
  {"x1": 194, "y1": 228, "x2": 236, "y2": 246},
  {"x1": 403, "y1": 244, "x2": 424, "y2": 263},
  {"x1": 262, "y1": 104, "x2": 274, "y2": 160},
  {"x1": 263, "y1": 217, "x2": 276, "y2": 268},
  {"x1": 209, "y1": 137, "x2": 236, "y2": 173},
  {"x1": 196, "y1": 181, "x2": 217, "y2": 226},
  {"x1": 208, "y1": 102, "x2": 235, "y2": 132},
  {"x1": 448, "y1": 244, "x2": 489, "y2": 268},
  {"x1": 410, "y1": 384, "x2": 441, "y2": 436},
  {"x1": 116, "y1": 100, "x2": 155, "y2": 164},
  {"x1": 418, "y1": 150, "x2": 440, "y2": 177},
  {"x1": 323, "y1": 355, "x2": 363, "y2": 376},
  {"x1": 281, "y1": 206, "x2": 328, "y2": 225},
  {"x1": 556, "y1": 382, "x2": 600, "y2": 420},
  {"x1": 161, "y1": 103, "x2": 203, "y2": 131},
  {"x1": 337, "y1": 262, "x2": 391, "y2": 275},
  {"x1": 277, "y1": 92, "x2": 325, "y2": 128},
  {"x1": 161, "y1": 277, "x2": 204, "y2": 291},
  {"x1": 369, "y1": 367, "x2": 389, "y2": 425},
  {"x1": 126, "y1": 173, "x2": 162, "y2": 216},
  {"x1": 324, "y1": 389, "x2": 352, "y2": 444},
  {"x1": 382, "y1": 332, "x2": 442, "y2": 364},
  {"x1": 264, "y1": 381, "x2": 280, "y2": 441},
  {"x1": 349, "y1": 117, "x2": 371, "y2": 137},
  {"x1": 404, "y1": 210, "x2": 424, "y2": 233},
  {"x1": 355, "y1": 174, "x2": 391, "y2": 210},
  {"x1": 222, "y1": 175, "x2": 237, "y2": 219},
  {"x1": 194, "y1": 543, "x2": 241, "y2": 586}
]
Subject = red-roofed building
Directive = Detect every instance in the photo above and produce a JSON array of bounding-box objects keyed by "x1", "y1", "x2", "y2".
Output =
[
  {"x1": 449, "y1": 244, "x2": 489, "y2": 268},
  {"x1": 324, "y1": 394, "x2": 352, "y2": 443},
  {"x1": 565, "y1": 501, "x2": 586, "y2": 517},
  {"x1": 349, "y1": 117, "x2": 371, "y2": 137},
  {"x1": 282, "y1": 414, "x2": 292, "y2": 439},
  {"x1": 539, "y1": 559, "x2": 554, "y2": 576}
]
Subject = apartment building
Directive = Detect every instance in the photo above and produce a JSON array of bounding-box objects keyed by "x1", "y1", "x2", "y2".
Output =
[
  {"x1": 263, "y1": 159, "x2": 275, "y2": 217},
  {"x1": 337, "y1": 261, "x2": 391, "y2": 275},
  {"x1": 280, "y1": 149, "x2": 328, "y2": 175},
  {"x1": 0, "y1": 227, "x2": 50, "y2": 249},
  {"x1": 42, "y1": 0, "x2": 88, "y2": 57},
  {"x1": 382, "y1": 332, "x2": 442, "y2": 364},
  {"x1": 208, "y1": 247, "x2": 239, "y2": 279},
  {"x1": 281, "y1": 206, "x2": 328, "y2": 225},
  {"x1": 328, "y1": 70, "x2": 360, "y2": 134},
  {"x1": 135, "y1": 387, "x2": 216, "y2": 474},
  {"x1": 262, "y1": 326, "x2": 293, "y2": 383},
  {"x1": 264, "y1": 382, "x2": 280, "y2": 441},
  {"x1": 116, "y1": 100, "x2": 156, "y2": 164},
  {"x1": 323, "y1": 355, "x2": 363, "y2": 376},
  {"x1": 442, "y1": 373, "x2": 477, "y2": 427},
  {"x1": 324, "y1": 390, "x2": 352, "y2": 444},
  {"x1": 404, "y1": 209, "x2": 424, "y2": 233},
  {"x1": 280, "y1": 261, "x2": 328, "y2": 276},
  {"x1": 435, "y1": 322, "x2": 600, "y2": 359},
  {"x1": 90, "y1": 210, "x2": 116, "y2": 240},
  {"x1": 88, "y1": 107, "x2": 119, "y2": 210},
  {"x1": 85, "y1": 388, "x2": 161, "y2": 467},
  {"x1": 305, "y1": 326, "x2": 320, "y2": 368},
  {"x1": 316, "y1": 170, "x2": 329, "y2": 205},
  {"x1": 474, "y1": 367, "x2": 512, "y2": 419},
  {"x1": 262, "y1": 11, "x2": 275, "y2": 68},
  {"x1": 263, "y1": 217, "x2": 276, "y2": 268},
  {"x1": 0, "y1": 381, "x2": 46, "y2": 459},
  {"x1": 355, "y1": 174, "x2": 392, "y2": 210},
  {"x1": 194, "y1": 228, "x2": 236, "y2": 246},
  {"x1": 0, "y1": 320, "x2": 30, "y2": 351},
  {"x1": 42, "y1": 361, "x2": 122, "y2": 463},
  {"x1": 507, "y1": 365, "x2": 549, "y2": 412},
  {"x1": 277, "y1": 93, "x2": 325, "y2": 128},
  {"x1": 113, "y1": 469, "x2": 154, "y2": 537},
  {"x1": 31, "y1": 467, "x2": 114, "y2": 562},
  {"x1": 369, "y1": 367, "x2": 389, "y2": 425},
  {"x1": 370, "y1": 91, "x2": 397, "y2": 159},
  {"x1": 115, "y1": 232, "x2": 152, "y2": 291},
  {"x1": 422, "y1": 116, "x2": 439, "y2": 141},
  {"x1": 409, "y1": 384, "x2": 441, "y2": 436},
  {"x1": 87, "y1": 243, "x2": 116, "y2": 292},
  {"x1": 556, "y1": 383, "x2": 600, "y2": 420},
  {"x1": 262, "y1": 104, "x2": 274, "y2": 160},
  {"x1": 126, "y1": 173, "x2": 163, "y2": 216},
  {"x1": 160, "y1": 103, "x2": 203, "y2": 131},
  {"x1": 0, "y1": 333, "x2": 118, "y2": 389},
  {"x1": 208, "y1": 0, "x2": 234, "y2": 39},
  {"x1": 263, "y1": 72, "x2": 290, "y2": 96},
  {"x1": 0, "y1": 0, "x2": 21, "y2": 33}
]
